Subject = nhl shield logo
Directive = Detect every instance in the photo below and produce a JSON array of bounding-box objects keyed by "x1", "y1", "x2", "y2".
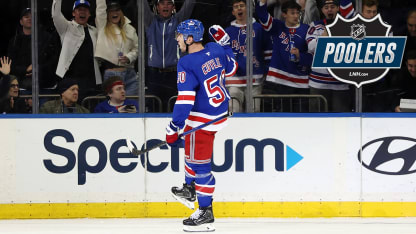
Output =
[
  {"x1": 312, "y1": 14, "x2": 407, "y2": 87},
  {"x1": 350, "y1": 24, "x2": 366, "y2": 40}
]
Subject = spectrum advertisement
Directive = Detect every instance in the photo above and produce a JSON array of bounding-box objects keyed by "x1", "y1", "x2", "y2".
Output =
[{"x1": 0, "y1": 114, "x2": 414, "y2": 207}]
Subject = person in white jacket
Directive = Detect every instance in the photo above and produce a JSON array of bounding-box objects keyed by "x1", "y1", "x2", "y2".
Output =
[
  {"x1": 52, "y1": 0, "x2": 102, "y2": 100},
  {"x1": 95, "y1": 0, "x2": 139, "y2": 96}
]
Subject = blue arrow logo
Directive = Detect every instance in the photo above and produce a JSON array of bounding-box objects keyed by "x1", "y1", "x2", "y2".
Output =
[{"x1": 286, "y1": 145, "x2": 304, "y2": 170}]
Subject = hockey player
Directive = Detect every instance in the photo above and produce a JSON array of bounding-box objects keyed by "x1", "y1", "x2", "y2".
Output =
[
  {"x1": 225, "y1": 0, "x2": 272, "y2": 112},
  {"x1": 306, "y1": 0, "x2": 352, "y2": 112},
  {"x1": 165, "y1": 19, "x2": 237, "y2": 232},
  {"x1": 256, "y1": 0, "x2": 313, "y2": 112}
]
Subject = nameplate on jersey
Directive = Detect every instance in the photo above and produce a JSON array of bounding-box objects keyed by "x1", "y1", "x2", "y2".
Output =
[{"x1": 312, "y1": 14, "x2": 406, "y2": 88}]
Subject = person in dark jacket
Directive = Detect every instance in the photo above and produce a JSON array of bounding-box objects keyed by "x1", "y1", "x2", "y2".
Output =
[
  {"x1": 40, "y1": 78, "x2": 89, "y2": 114},
  {"x1": 0, "y1": 56, "x2": 31, "y2": 113},
  {"x1": 7, "y1": 8, "x2": 32, "y2": 92},
  {"x1": 392, "y1": 50, "x2": 416, "y2": 112},
  {"x1": 143, "y1": 0, "x2": 195, "y2": 112},
  {"x1": 7, "y1": 8, "x2": 60, "y2": 93}
]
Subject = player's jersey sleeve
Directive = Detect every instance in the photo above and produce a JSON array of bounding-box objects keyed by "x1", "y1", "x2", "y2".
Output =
[
  {"x1": 306, "y1": 21, "x2": 326, "y2": 54},
  {"x1": 296, "y1": 25, "x2": 314, "y2": 67},
  {"x1": 256, "y1": 1, "x2": 279, "y2": 34},
  {"x1": 172, "y1": 59, "x2": 198, "y2": 129},
  {"x1": 340, "y1": 0, "x2": 354, "y2": 19},
  {"x1": 223, "y1": 45, "x2": 238, "y2": 78}
]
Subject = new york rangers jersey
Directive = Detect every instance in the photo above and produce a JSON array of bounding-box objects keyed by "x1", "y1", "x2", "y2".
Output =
[
  {"x1": 306, "y1": 20, "x2": 349, "y2": 90},
  {"x1": 256, "y1": 2, "x2": 313, "y2": 89},
  {"x1": 172, "y1": 42, "x2": 238, "y2": 132},
  {"x1": 306, "y1": 0, "x2": 355, "y2": 90},
  {"x1": 225, "y1": 19, "x2": 272, "y2": 87}
]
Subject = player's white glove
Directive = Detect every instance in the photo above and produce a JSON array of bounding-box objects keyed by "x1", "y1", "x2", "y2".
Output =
[
  {"x1": 165, "y1": 121, "x2": 184, "y2": 147},
  {"x1": 208, "y1": 25, "x2": 230, "y2": 46}
]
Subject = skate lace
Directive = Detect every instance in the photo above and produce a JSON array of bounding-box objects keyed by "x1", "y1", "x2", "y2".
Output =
[{"x1": 190, "y1": 208, "x2": 203, "y2": 220}]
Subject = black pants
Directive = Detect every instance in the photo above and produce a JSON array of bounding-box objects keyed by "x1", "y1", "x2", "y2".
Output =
[{"x1": 145, "y1": 67, "x2": 177, "y2": 112}]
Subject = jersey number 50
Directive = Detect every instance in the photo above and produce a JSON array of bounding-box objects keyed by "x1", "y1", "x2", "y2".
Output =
[{"x1": 203, "y1": 69, "x2": 230, "y2": 107}]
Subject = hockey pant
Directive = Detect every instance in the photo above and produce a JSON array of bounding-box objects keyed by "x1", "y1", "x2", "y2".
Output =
[{"x1": 183, "y1": 126, "x2": 216, "y2": 208}]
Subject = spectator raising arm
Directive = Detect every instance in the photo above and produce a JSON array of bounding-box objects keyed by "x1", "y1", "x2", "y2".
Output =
[{"x1": 51, "y1": 0, "x2": 70, "y2": 37}]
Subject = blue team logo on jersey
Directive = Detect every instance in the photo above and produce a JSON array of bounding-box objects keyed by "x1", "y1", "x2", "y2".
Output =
[{"x1": 312, "y1": 14, "x2": 406, "y2": 87}]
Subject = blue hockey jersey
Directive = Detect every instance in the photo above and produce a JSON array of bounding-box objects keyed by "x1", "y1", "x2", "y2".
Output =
[
  {"x1": 225, "y1": 19, "x2": 272, "y2": 87},
  {"x1": 172, "y1": 42, "x2": 238, "y2": 132},
  {"x1": 256, "y1": 1, "x2": 313, "y2": 88},
  {"x1": 306, "y1": 0, "x2": 355, "y2": 90},
  {"x1": 306, "y1": 20, "x2": 350, "y2": 90}
]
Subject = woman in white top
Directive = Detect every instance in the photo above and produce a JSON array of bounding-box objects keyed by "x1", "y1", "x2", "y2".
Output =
[{"x1": 95, "y1": 0, "x2": 139, "y2": 95}]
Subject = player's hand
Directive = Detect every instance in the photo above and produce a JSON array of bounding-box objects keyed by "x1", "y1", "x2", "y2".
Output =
[
  {"x1": 208, "y1": 25, "x2": 230, "y2": 46},
  {"x1": 165, "y1": 121, "x2": 184, "y2": 147}
]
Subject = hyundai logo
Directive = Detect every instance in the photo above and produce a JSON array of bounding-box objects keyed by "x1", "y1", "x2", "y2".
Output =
[{"x1": 358, "y1": 137, "x2": 416, "y2": 175}]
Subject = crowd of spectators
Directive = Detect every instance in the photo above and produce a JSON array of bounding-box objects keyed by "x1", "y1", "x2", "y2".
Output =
[{"x1": 1, "y1": 0, "x2": 416, "y2": 114}]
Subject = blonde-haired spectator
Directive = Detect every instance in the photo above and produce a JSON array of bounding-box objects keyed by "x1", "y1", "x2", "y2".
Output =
[{"x1": 95, "y1": 0, "x2": 139, "y2": 96}]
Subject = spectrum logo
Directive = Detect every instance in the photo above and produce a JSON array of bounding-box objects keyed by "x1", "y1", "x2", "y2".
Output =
[
  {"x1": 312, "y1": 14, "x2": 406, "y2": 87},
  {"x1": 42, "y1": 129, "x2": 304, "y2": 185}
]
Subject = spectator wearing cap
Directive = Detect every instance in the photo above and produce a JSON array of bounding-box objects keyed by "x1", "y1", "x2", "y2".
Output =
[
  {"x1": 94, "y1": 76, "x2": 139, "y2": 113},
  {"x1": 8, "y1": 8, "x2": 32, "y2": 94},
  {"x1": 306, "y1": 0, "x2": 352, "y2": 112},
  {"x1": 40, "y1": 78, "x2": 89, "y2": 113},
  {"x1": 95, "y1": 0, "x2": 139, "y2": 96},
  {"x1": 52, "y1": 0, "x2": 102, "y2": 101},
  {"x1": 8, "y1": 8, "x2": 58, "y2": 94},
  {"x1": 7, "y1": 8, "x2": 33, "y2": 93},
  {"x1": 143, "y1": 0, "x2": 195, "y2": 112}
]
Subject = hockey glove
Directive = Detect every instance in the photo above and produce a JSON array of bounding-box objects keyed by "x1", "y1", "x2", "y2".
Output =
[
  {"x1": 209, "y1": 25, "x2": 230, "y2": 46},
  {"x1": 165, "y1": 121, "x2": 184, "y2": 147}
]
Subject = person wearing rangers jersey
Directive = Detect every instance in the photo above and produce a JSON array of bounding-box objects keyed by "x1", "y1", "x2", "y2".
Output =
[
  {"x1": 256, "y1": 0, "x2": 313, "y2": 112},
  {"x1": 165, "y1": 19, "x2": 237, "y2": 232},
  {"x1": 225, "y1": 0, "x2": 272, "y2": 112},
  {"x1": 306, "y1": 0, "x2": 352, "y2": 112}
]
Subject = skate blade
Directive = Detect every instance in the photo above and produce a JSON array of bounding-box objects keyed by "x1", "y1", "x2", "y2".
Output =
[
  {"x1": 171, "y1": 193, "x2": 195, "y2": 210},
  {"x1": 183, "y1": 223, "x2": 215, "y2": 232}
]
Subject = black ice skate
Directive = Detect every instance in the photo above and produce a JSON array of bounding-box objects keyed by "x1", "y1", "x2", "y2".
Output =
[
  {"x1": 183, "y1": 206, "x2": 215, "y2": 232},
  {"x1": 171, "y1": 182, "x2": 196, "y2": 210}
]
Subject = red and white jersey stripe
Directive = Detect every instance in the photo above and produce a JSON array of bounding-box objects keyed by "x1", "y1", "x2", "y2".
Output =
[
  {"x1": 186, "y1": 111, "x2": 228, "y2": 132},
  {"x1": 340, "y1": 1, "x2": 354, "y2": 19},
  {"x1": 225, "y1": 74, "x2": 264, "y2": 87},
  {"x1": 175, "y1": 91, "x2": 196, "y2": 105},
  {"x1": 266, "y1": 67, "x2": 309, "y2": 88},
  {"x1": 309, "y1": 68, "x2": 349, "y2": 90},
  {"x1": 260, "y1": 14, "x2": 273, "y2": 31}
]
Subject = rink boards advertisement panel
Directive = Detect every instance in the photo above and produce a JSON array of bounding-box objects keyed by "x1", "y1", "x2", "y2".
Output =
[{"x1": 0, "y1": 113, "x2": 415, "y2": 218}]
